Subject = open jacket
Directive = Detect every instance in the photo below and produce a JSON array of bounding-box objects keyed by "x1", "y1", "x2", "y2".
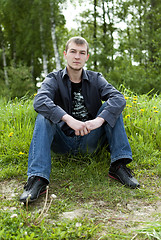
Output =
[{"x1": 34, "y1": 67, "x2": 126, "y2": 128}]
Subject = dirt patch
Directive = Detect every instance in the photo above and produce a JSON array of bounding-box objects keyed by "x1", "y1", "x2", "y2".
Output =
[
  {"x1": 0, "y1": 179, "x2": 23, "y2": 201},
  {"x1": 0, "y1": 179, "x2": 161, "y2": 234}
]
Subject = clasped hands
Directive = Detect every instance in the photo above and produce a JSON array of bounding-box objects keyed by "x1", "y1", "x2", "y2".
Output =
[{"x1": 62, "y1": 114, "x2": 105, "y2": 136}]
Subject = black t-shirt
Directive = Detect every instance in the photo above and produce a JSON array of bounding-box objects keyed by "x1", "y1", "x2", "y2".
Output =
[
  {"x1": 62, "y1": 81, "x2": 91, "y2": 136},
  {"x1": 71, "y1": 81, "x2": 90, "y2": 122}
]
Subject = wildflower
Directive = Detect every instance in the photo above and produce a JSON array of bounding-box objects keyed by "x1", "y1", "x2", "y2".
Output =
[
  {"x1": 154, "y1": 110, "x2": 159, "y2": 113},
  {"x1": 133, "y1": 96, "x2": 137, "y2": 99},
  {"x1": 125, "y1": 115, "x2": 130, "y2": 119},
  {"x1": 76, "y1": 222, "x2": 82, "y2": 227},
  {"x1": 124, "y1": 96, "x2": 129, "y2": 100},
  {"x1": 140, "y1": 109, "x2": 144, "y2": 112},
  {"x1": 8, "y1": 132, "x2": 14, "y2": 137},
  {"x1": 152, "y1": 106, "x2": 157, "y2": 109},
  {"x1": 133, "y1": 101, "x2": 137, "y2": 104},
  {"x1": 34, "y1": 93, "x2": 37, "y2": 96},
  {"x1": 51, "y1": 194, "x2": 57, "y2": 199},
  {"x1": 19, "y1": 152, "x2": 24, "y2": 155}
]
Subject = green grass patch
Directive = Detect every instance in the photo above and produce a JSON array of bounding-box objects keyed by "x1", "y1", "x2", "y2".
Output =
[{"x1": 1, "y1": 92, "x2": 161, "y2": 239}]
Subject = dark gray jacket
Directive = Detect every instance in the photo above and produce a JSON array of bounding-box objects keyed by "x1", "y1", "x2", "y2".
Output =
[{"x1": 34, "y1": 67, "x2": 126, "y2": 128}]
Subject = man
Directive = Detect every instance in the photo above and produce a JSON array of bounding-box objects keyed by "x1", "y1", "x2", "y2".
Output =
[{"x1": 20, "y1": 36, "x2": 139, "y2": 203}]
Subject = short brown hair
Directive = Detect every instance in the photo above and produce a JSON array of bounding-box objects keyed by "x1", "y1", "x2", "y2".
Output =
[{"x1": 65, "y1": 36, "x2": 89, "y2": 54}]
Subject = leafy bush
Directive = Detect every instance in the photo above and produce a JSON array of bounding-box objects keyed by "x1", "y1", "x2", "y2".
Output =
[
  {"x1": 0, "y1": 64, "x2": 35, "y2": 99},
  {"x1": 107, "y1": 57, "x2": 161, "y2": 95}
]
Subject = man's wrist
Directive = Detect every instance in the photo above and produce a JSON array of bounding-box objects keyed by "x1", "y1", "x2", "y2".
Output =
[
  {"x1": 62, "y1": 114, "x2": 71, "y2": 123},
  {"x1": 97, "y1": 117, "x2": 105, "y2": 124}
]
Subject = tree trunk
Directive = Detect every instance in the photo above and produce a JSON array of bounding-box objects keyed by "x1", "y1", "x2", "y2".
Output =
[
  {"x1": 148, "y1": 0, "x2": 157, "y2": 63},
  {"x1": 93, "y1": 0, "x2": 97, "y2": 69},
  {"x1": 39, "y1": 0, "x2": 48, "y2": 76},
  {"x1": 50, "y1": 1, "x2": 61, "y2": 71},
  {"x1": 106, "y1": 0, "x2": 114, "y2": 70},
  {"x1": 138, "y1": 0, "x2": 143, "y2": 65},
  {"x1": 102, "y1": 0, "x2": 107, "y2": 36},
  {"x1": 40, "y1": 18, "x2": 48, "y2": 76},
  {"x1": 0, "y1": 25, "x2": 9, "y2": 86},
  {"x1": 2, "y1": 46, "x2": 9, "y2": 86}
]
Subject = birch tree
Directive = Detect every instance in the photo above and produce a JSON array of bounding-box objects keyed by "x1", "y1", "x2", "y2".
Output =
[
  {"x1": 50, "y1": 0, "x2": 61, "y2": 71},
  {"x1": 0, "y1": 25, "x2": 9, "y2": 86}
]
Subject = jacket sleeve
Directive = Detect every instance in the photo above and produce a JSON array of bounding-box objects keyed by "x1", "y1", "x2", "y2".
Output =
[
  {"x1": 97, "y1": 74, "x2": 126, "y2": 127},
  {"x1": 33, "y1": 75, "x2": 67, "y2": 123}
]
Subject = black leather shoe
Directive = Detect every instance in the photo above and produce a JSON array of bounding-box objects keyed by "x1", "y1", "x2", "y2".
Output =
[
  {"x1": 20, "y1": 176, "x2": 48, "y2": 203},
  {"x1": 109, "y1": 164, "x2": 140, "y2": 189}
]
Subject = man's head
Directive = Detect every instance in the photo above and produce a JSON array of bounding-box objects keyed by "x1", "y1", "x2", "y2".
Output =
[
  {"x1": 65, "y1": 36, "x2": 89, "y2": 55},
  {"x1": 64, "y1": 36, "x2": 89, "y2": 72}
]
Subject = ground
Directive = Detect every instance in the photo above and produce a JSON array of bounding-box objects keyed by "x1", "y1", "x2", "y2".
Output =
[{"x1": 1, "y1": 176, "x2": 161, "y2": 239}]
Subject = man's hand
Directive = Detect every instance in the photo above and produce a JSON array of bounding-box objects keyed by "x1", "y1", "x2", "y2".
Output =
[
  {"x1": 62, "y1": 115, "x2": 105, "y2": 136},
  {"x1": 62, "y1": 114, "x2": 90, "y2": 136},
  {"x1": 85, "y1": 117, "x2": 105, "y2": 131}
]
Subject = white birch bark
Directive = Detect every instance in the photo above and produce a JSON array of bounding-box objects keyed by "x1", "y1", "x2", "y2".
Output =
[
  {"x1": 39, "y1": 2, "x2": 48, "y2": 76},
  {"x1": 40, "y1": 21, "x2": 48, "y2": 76},
  {"x1": 2, "y1": 45, "x2": 9, "y2": 86},
  {"x1": 0, "y1": 25, "x2": 9, "y2": 85},
  {"x1": 50, "y1": 1, "x2": 61, "y2": 70}
]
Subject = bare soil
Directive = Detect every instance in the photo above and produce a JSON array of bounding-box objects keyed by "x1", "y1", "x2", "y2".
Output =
[{"x1": 1, "y1": 178, "x2": 161, "y2": 238}]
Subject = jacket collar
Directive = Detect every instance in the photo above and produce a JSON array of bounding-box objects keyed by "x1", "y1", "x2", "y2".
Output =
[{"x1": 62, "y1": 67, "x2": 89, "y2": 81}]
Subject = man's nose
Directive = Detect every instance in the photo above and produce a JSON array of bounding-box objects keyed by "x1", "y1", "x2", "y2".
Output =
[{"x1": 75, "y1": 52, "x2": 80, "y2": 58}]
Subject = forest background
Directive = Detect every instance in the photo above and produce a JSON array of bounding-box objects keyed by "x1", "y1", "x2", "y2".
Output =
[{"x1": 1, "y1": 0, "x2": 161, "y2": 99}]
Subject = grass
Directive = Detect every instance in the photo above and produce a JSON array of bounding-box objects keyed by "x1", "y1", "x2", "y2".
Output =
[{"x1": 0, "y1": 91, "x2": 161, "y2": 239}]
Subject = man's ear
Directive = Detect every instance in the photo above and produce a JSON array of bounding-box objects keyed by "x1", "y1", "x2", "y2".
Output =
[
  {"x1": 63, "y1": 51, "x2": 67, "y2": 58},
  {"x1": 86, "y1": 54, "x2": 90, "y2": 62}
]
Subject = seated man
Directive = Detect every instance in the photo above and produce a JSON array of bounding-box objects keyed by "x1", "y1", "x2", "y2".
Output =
[{"x1": 20, "y1": 36, "x2": 140, "y2": 203}]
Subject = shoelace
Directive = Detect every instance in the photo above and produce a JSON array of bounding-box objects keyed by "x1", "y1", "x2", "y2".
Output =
[{"x1": 120, "y1": 165, "x2": 134, "y2": 177}]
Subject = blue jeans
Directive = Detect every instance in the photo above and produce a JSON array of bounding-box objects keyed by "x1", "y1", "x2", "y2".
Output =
[{"x1": 27, "y1": 103, "x2": 132, "y2": 182}]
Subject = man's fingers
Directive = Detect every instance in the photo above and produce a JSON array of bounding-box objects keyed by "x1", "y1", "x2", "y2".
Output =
[
  {"x1": 75, "y1": 130, "x2": 80, "y2": 136},
  {"x1": 75, "y1": 127, "x2": 90, "y2": 136}
]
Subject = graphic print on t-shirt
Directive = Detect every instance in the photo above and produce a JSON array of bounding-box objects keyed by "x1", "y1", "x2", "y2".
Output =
[{"x1": 71, "y1": 82, "x2": 89, "y2": 122}]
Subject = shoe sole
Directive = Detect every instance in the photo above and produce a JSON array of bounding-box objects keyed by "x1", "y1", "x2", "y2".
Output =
[
  {"x1": 108, "y1": 172, "x2": 140, "y2": 189},
  {"x1": 108, "y1": 173, "x2": 121, "y2": 182}
]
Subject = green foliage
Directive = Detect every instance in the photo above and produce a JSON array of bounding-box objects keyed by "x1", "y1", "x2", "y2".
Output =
[
  {"x1": 106, "y1": 56, "x2": 161, "y2": 94},
  {"x1": 121, "y1": 88, "x2": 161, "y2": 171},
  {"x1": 51, "y1": 218, "x2": 98, "y2": 239},
  {"x1": 0, "y1": 96, "x2": 36, "y2": 179},
  {"x1": 137, "y1": 223, "x2": 161, "y2": 240},
  {"x1": 0, "y1": 64, "x2": 35, "y2": 99},
  {"x1": 0, "y1": 209, "x2": 52, "y2": 239},
  {"x1": 0, "y1": 0, "x2": 67, "y2": 88},
  {"x1": 0, "y1": 200, "x2": 99, "y2": 240}
]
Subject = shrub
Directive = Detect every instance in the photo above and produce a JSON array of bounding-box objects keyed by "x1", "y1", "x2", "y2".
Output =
[{"x1": 0, "y1": 64, "x2": 35, "y2": 99}]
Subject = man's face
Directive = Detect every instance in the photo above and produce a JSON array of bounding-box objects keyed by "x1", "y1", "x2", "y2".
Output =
[{"x1": 64, "y1": 42, "x2": 89, "y2": 71}]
